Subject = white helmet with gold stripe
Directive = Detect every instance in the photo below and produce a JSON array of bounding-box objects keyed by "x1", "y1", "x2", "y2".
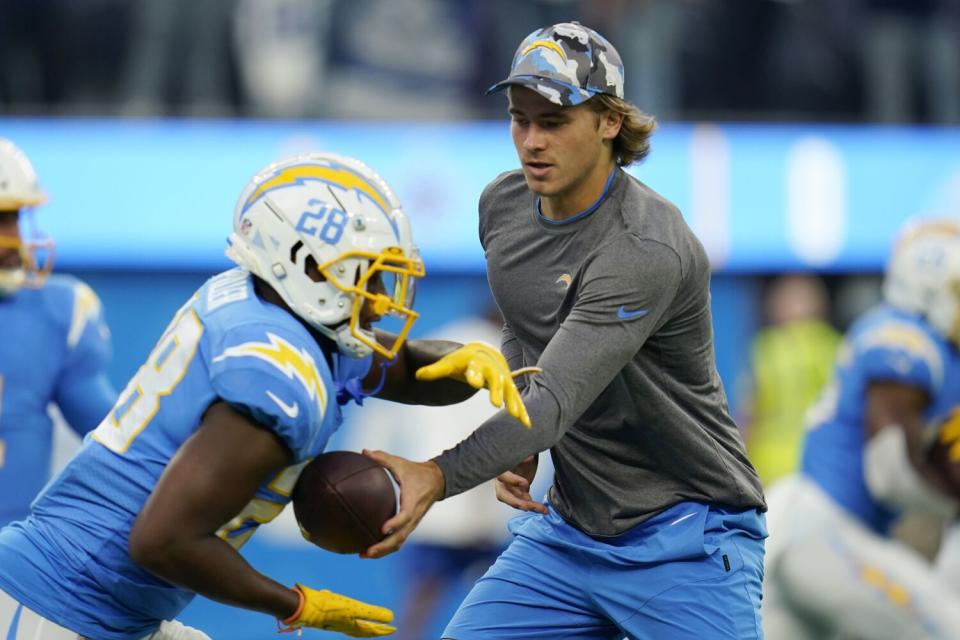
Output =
[
  {"x1": 227, "y1": 152, "x2": 424, "y2": 359},
  {"x1": 883, "y1": 217, "x2": 960, "y2": 346},
  {"x1": 0, "y1": 138, "x2": 53, "y2": 296}
]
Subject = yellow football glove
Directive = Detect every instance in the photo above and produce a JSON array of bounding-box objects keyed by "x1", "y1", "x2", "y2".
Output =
[
  {"x1": 415, "y1": 341, "x2": 539, "y2": 428},
  {"x1": 279, "y1": 584, "x2": 395, "y2": 637}
]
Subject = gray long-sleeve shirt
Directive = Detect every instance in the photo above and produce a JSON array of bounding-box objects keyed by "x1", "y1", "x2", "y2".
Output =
[{"x1": 433, "y1": 169, "x2": 765, "y2": 536}]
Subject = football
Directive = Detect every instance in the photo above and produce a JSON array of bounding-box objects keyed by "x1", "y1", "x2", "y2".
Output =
[{"x1": 292, "y1": 451, "x2": 398, "y2": 554}]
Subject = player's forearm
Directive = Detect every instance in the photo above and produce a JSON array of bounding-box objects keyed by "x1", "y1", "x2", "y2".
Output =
[
  {"x1": 433, "y1": 386, "x2": 562, "y2": 498},
  {"x1": 375, "y1": 334, "x2": 477, "y2": 405},
  {"x1": 131, "y1": 534, "x2": 298, "y2": 619}
]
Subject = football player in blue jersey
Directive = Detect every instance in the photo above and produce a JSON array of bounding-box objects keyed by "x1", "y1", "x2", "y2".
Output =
[
  {"x1": 0, "y1": 152, "x2": 532, "y2": 640},
  {"x1": 763, "y1": 218, "x2": 960, "y2": 639},
  {"x1": 0, "y1": 138, "x2": 117, "y2": 530}
]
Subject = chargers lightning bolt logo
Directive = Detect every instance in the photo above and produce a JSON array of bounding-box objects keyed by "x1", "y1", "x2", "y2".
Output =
[
  {"x1": 213, "y1": 333, "x2": 327, "y2": 416},
  {"x1": 241, "y1": 162, "x2": 391, "y2": 216},
  {"x1": 521, "y1": 39, "x2": 568, "y2": 62}
]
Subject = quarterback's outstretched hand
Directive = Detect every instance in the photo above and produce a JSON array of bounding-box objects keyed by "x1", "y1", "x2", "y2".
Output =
[
  {"x1": 496, "y1": 455, "x2": 549, "y2": 514},
  {"x1": 279, "y1": 584, "x2": 395, "y2": 637},
  {"x1": 415, "y1": 341, "x2": 538, "y2": 428}
]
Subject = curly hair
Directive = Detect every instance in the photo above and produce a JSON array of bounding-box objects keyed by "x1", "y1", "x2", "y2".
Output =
[{"x1": 588, "y1": 94, "x2": 657, "y2": 167}]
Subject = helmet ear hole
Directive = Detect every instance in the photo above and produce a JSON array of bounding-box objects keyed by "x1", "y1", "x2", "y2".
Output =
[{"x1": 304, "y1": 255, "x2": 326, "y2": 284}]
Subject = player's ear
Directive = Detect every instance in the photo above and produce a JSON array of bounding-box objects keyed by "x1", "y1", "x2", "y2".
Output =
[{"x1": 600, "y1": 109, "x2": 624, "y2": 142}]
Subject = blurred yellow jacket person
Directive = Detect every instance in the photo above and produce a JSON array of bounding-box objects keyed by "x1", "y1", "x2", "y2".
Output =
[{"x1": 745, "y1": 275, "x2": 840, "y2": 486}]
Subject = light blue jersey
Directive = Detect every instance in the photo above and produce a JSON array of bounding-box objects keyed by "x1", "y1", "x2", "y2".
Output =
[
  {"x1": 0, "y1": 274, "x2": 114, "y2": 527},
  {"x1": 802, "y1": 304, "x2": 960, "y2": 533},
  {"x1": 0, "y1": 269, "x2": 371, "y2": 640}
]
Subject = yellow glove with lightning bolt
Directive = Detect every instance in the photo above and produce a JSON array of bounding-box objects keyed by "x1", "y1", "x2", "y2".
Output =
[{"x1": 278, "y1": 584, "x2": 395, "y2": 637}]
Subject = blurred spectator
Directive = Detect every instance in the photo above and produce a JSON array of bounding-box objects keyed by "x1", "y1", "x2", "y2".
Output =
[
  {"x1": 322, "y1": 0, "x2": 481, "y2": 119},
  {"x1": 232, "y1": 0, "x2": 334, "y2": 117},
  {"x1": 343, "y1": 308, "x2": 552, "y2": 640},
  {"x1": 121, "y1": 0, "x2": 237, "y2": 116},
  {"x1": 741, "y1": 274, "x2": 841, "y2": 486},
  {"x1": 859, "y1": 0, "x2": 960, "y2": 124}
]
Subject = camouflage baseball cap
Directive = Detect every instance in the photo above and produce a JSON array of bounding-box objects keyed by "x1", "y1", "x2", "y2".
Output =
[{"x1": 487, "y1": 22, "x2": 624, "y2": 106}]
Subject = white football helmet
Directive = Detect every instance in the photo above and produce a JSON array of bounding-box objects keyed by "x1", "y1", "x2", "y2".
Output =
[
  {"x1": 883, "y1": 217, "x2": 960, "y2": 346},
  {"x1": 226, "y1": 152, "x2": 424, "y2": 359},
  {"x1": 0, "y1": 138, "x2": 53, "y2": 296}
]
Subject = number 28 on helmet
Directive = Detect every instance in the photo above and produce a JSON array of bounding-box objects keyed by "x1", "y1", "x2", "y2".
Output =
[{"x1": 226, "y1": 153, "x2": 424, "y2": 360}]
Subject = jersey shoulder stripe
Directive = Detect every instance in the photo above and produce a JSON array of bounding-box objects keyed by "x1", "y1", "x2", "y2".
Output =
[{"x1": 213, "y1": 331, "x2": 328, "y2": 416}]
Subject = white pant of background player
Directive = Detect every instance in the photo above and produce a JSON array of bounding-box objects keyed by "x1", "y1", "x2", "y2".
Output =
[
  {"x1": 763, "y1": 475, "x2": 960, "y2": 639},
  {"x1": 934, "y1": 519, "x2": 960, "y2": 597},
  {"x1": 0, "y1": 590, "x2": 209, "y2": 640}
]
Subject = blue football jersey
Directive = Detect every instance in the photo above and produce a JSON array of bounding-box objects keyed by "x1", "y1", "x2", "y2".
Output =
[
  {"x1": 802, "y1": 304, "x2": 960, "y2": 533},
  {"x1": 0, "y1": 269, "x2": 372, "y2": 640},
  {"x1": 0, "y1": 274, "x2": 115, "y2": 527}
]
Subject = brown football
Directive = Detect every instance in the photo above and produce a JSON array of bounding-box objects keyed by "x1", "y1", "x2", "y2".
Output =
[{"x1": 292, "y1": 451, "x2": 398, "y2": 554}]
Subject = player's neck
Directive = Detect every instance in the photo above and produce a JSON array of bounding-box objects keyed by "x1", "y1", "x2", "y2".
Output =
[
  {"x1": 252, "y1": 276, "x2": 338, "y2": 364},
  {"x1": 252, "y1": 277, "x2": 287, "y2": 311},
  {"x1": 540, "y1": 158, "x2": 617, "y2": 221}
]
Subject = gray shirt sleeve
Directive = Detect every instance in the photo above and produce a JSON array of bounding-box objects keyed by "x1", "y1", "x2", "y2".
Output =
[
  {"x1": 433, "y1": 235, "x2": 683, "y2": 498},
  {"x1": 500, "y1": 321, "x2": 527, "y2": 387}
]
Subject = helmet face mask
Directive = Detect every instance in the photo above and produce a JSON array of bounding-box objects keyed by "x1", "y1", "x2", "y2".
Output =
[
  {"x1": 227, "y1": 153, "x2": 424, "y2": 359},
  {"x1": 0, "y1": 139, "x2": 54, "y2": 296},
  {"x1": 883, "y1": 218, "x2": 960, "y2": 347}
]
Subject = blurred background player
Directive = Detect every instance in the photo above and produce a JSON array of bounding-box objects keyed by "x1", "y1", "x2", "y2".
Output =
[
  {"x1": 762, "y1": 218, "x2": 960, "y2": 639},
  {"x1": 363, "y1": 22, "x2": 767, "y2": 640},
  {"x1": 0, "y1": 152, "x2": 531, "y2": 639},
  {"x1": 0, "y1": 137, "x2": 116, "y2": 529},
  {"x1": 346, "y1": 301, "x2": 553, "y2": 640},
  {"x1": 740, "y1": 274, "x2": 841, "y2": 486}
]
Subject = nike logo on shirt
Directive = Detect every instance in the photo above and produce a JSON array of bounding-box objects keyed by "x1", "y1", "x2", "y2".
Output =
[
  {"x1": 266, "y1": 390, "x2": 300, "y2": 419},
  {"x1": 617, "y1": 306, "x2": 649, "y2": 320}
]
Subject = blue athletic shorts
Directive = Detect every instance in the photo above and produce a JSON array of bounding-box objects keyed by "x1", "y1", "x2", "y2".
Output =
[{"x1": 442, "y1": 501, "x2": 767, "y2": 640}]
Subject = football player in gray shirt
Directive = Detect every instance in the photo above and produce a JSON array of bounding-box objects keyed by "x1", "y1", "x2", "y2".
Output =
[{"x1": 364, "y1": 22, "x2": 768, "y2": 639}]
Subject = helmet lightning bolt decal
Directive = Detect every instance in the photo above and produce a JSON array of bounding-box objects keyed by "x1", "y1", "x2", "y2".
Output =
[{"x1": 241, "y1": 163, "x2": 391, "y2": 216}]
